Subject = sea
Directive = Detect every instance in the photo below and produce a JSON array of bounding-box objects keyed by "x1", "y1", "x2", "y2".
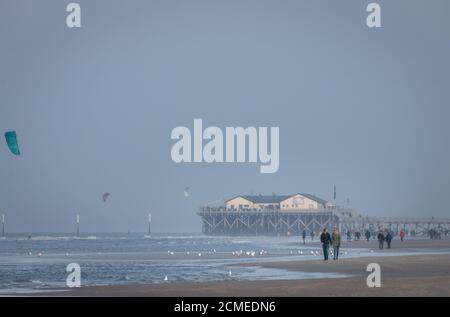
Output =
[{"x1": 0, "y1": 233, "x2": 445, "y2": 294}]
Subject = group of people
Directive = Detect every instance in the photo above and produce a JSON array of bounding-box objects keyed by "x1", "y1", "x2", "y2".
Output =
[
  {"x1": 376, "y1": 229, "x2": 393, "y2": 249},
  {"x1": 347, "y1": 230, "x2": 362, "y2": 241},
  {"x1": 313, "y1": 227, "x2": 403, "y2": 261},
  {"x1": 301, "y1": 230, "x2": 315, "y2": 244},
  {"x1": 428, "y1": 228, "x2": 447, "y2": 239},
  {"x1": 319, "y1": 228, "x2": 341, "y2": 261}
]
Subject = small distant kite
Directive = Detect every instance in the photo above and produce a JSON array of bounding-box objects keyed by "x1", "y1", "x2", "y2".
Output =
[
  {"x1": 4, "y1": 131, "x2": 20, "y2": 156},
  {"x1": 183, "y1": 186, "x2": 191, "y2": 197},
  {"x1": 102, "y1": 193, "x2": 111, "y2": 202}
]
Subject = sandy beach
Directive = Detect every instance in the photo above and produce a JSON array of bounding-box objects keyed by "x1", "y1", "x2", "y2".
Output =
[{"x1": 29, "y1": 238, "x2": 450, "y2": 297}]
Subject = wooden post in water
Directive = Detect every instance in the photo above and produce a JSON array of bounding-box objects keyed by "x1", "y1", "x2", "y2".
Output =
[
  {"x1": 148, "y1": 213, "x2": 151, "y2": 236},
  {"x1": 1, "y1": 214, "x2": 5, "y2": 237},
  {"x1": 76, "y1": 214, "x2": 80, "y2": 237}
]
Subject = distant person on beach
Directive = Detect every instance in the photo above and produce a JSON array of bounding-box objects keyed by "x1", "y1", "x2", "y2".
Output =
[
  {"x1": 346, "y1": 230, "x2": 351, "y2": 242},
  {"x1": 331, "y1": 228, "x2": 341, "y2": 260},
  {"x1": 310, "y1": 231, "x2": 314, "y2": 242},
  {"x1": 400, "y1": 229, "x2": 405, "y2": 242},
  {"x1": 377, "y1": 230, "x2": 385, "y2": 249},
  {"x1": 320, "y1": 228, "x2": 332, "y2": 261},
  {"x1": 302, "y1": 230, "x2": 306, "y2": 245},
  {"x1": 355, "y1": 231, "x2": 361, "y2": 241},
  {"x1": 365, "y1": 230, "x2": 371, "y2": 242},
  {"x1": 385, "y1": 231, "x2": 392, "y2": 249}
]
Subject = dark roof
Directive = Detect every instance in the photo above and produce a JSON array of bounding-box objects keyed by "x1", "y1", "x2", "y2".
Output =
[
  {"x1": 238, "y1": 195, "x2": 291, "y2": 204},
  {"x1": 297, "y1": 193, "x2": 328, "y2": 205},
  {"x1": 227, "y1": 194, "x2": 327, "y2": 205}
]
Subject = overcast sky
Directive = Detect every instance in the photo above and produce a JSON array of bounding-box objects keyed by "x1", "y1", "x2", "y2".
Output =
[{"x1": 1, "y1": 0, "x2": 449, "y2": 233}]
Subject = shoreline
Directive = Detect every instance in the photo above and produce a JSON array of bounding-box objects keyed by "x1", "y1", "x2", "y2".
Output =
[{"x1": 16, "y1": 252, "x2": 450, "y2": 297}]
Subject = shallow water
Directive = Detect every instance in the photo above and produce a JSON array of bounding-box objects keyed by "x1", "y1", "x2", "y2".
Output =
[{"x1": 0, "y1": 233, "x2": 447, "y2": 294}]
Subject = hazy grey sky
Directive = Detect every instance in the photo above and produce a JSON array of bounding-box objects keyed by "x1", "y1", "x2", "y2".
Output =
[{"x1": 1, "y1": 0, "x2": 450, "y2": 233}]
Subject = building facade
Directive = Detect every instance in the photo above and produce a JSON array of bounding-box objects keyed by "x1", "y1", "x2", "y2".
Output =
[{"x1": 225, "y1": 193, "x2": 327, "y2": 211}]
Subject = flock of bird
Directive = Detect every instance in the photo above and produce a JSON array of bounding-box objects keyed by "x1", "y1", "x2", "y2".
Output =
[
  {"x1": 163, "y1": 248, "x2": 357, "y2": 258},
  {"x1": 26, "y1": 246, "x2": 376, "y2": 283},
  {"x1": 27, "y1": 248, "x2": 361, "y2": 259}
]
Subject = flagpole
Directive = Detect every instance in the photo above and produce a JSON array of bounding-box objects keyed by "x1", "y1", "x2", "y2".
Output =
[{"x1": 148, "y1": 213, "x2": 151, "y2": 236}]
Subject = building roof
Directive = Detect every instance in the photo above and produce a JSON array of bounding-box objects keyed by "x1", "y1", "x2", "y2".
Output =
[
  {"x1": 229, "y1": 195, "x2": 291, "y2": 204},
  {"x1": 227, "y1": 193, "x2": 327, "y2": 205},
  {"x1": 296, "y1": 193, "x2": 328, "y2": 205}
]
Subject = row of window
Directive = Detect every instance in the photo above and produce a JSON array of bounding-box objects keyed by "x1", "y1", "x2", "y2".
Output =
[
  {"x1": 229, "y1": 204, "x2": 316, "y2": 209},
  {"x1": 282, "y1": 204, "x2": 315, "y2": 209}
]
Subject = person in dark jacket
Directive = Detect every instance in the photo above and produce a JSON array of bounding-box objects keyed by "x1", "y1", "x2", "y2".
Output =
[
  {"x1": 385, "y1": 230, "x2": 392, "y2": 249},
  {"x1": 346, "y1": 230, "x2": 351, "y2": 242},
  {"x1": 365, "y1": 230, "x2": 371, "y2": 242},
  {"x1": 320, "y1": 228, "x2": 332, "y2": 261},
  {"x1": 377, "y1": 230, "x2": 385, "y2": 249},
  {"x1": 331, "y1": 228, "x2": 341, "y2": 260},
  {"x1": 302, "y1": 230, "x2": 306, "y2": 245},
  {"x1": 310, "y1": 231, "x2": 314, "y2": 242}
]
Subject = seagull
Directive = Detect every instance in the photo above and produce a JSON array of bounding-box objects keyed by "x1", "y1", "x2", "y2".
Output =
[
  {"x1": 186, "y1": 251, "x2": 190, "y2": 255},
  {"x1": 170, "y1": 251, "x2": 174, "y2": 255},
  {"x1": 164, "y1": 275, "x2": 168, "y2": 281},
  {"x1": 228, "y1": 271, "x2": 232, "y2": 277},
  {"x1": 28, "y1": 251, "x2": 32, "y2": 256},
  {"x1": 38, "y1": 252, "x2": 42, "y2": 257},
  {"x1": 183, "y1": 186, "x2": 191, "y2": 197},
  {"x1": 198, "y1": 253, "x2": 202, "y2": 257}
]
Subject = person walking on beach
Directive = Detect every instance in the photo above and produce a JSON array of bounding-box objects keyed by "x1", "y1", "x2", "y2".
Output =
[
  {"x1": 377, "y1": 230, "x2": 385, "y2": 249},
  {"x1": 302, "y1": 230, "x2": 306, "y2": 245},
  {"x1": 310, "y1": 231, "x2": 314, "y2": 242},
  {"x1": 365, "y1": 230, "x2": 371, "y2": 242},
  {"x1": 320, "y1": 228, "x2": 332, "y2": 261},
  {"x1": 385, "y1": 230, "x2": 392, "y2": 249},
  {"x1": 399, "y1": 229, "x2": 405, "y2": 242},
  {"x1": 331, "y1": 228, "x2": 341, "y2": 260},
  {"x1": 346, "y1": 230, "x2": 351, "y2": 242}
]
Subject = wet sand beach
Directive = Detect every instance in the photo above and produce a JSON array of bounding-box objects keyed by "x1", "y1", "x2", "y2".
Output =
[{"x1": 30, "y1": 252, "x2": 450, "y2": 297}]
